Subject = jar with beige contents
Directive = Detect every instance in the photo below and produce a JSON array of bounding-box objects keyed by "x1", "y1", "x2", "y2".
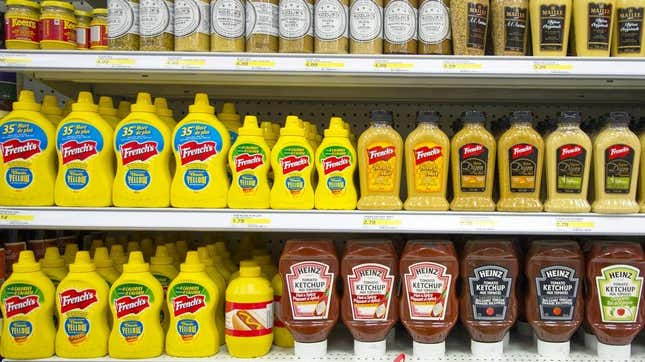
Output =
[
  {"x1": 314, "y1": 0, "x2": 349, "y2": 53},
  {"x1": 279, "y1": 0, "x2": 314, "y2": 52},
  {"x1": 491, "y1": 0, "x2": 529, "y2": 55},
  {"x1": 384, "y1": 0, "x2": 418, "y2": 53},
  {"x1": 90, "y1": 8, "x2": 109, "y2": 49},
  {"x1": 451, "y1": 0, "x2": 490, "y2": 55},
  {"x1": 76, "y1": 10, "x2": 92, "y2": 49},
  {"x1": 611, "y1": 0, "x2": 645, "y2": 56},
  {"x1": 245, "y1": 0, "x2": 279, "y2": 52},
  {"x1": 139, "y1": 0, "x2": 174, "y2": 51},
  {"x1": 418, "y1": 0, "x2": 452, "y2": 54},
  {"x1": 108, "y1": 0, "x2": 140, "y2": 50},
  {"x1": 211, "y1": 0, "x2": 246, "y2": 51},
  {"x1": 175, "y1": 0, "x2": 210, "y2": 51},
  {"x1": 349, "y1": 0, "x2": 384, "y2": 53}
]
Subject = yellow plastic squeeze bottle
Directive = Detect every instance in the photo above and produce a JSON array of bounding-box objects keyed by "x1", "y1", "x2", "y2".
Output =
[
  {"x1": 0, "y1": 90, "x2": 56, "y2": 206},
  {"x1": 197, "y1": 247, "x2": 226, "y2": 345},
  {"x1": 270, "y1": 116, "x2": 315, "y2": 209},
  {"x1": 253, "y1": 254, "x2": 278, "y2": 279},
  {"x1": 225, "y1": 264, "x2": 273, "y2": 358},
  {"x1": 228, "y1": 115, "x2": 271, "y2": 209},
  {"x1": 41, "y1": 247, "x2": 68, "y2": 286},
  {"x1": 90, "y1": 239, "x2": 104, "y2": 257},
  {"x1": 176, "y1": 240, "x2": 189, "y2": 262},
  {"x1": 110, "y1": 245, "x2": 127, "y2": 273},
  {"x1": 271, "y1": 273, "x2": 294, "y2": 347},
  {"x1": 154, "y1": 97, "x2": 177, "y2": 131},
  {"x1": 166, "y1": 251, "x2": 220, "y2": 357},
  {"x1": 171, "y1": 93, "x2": 231, "y2": 208},
  {"x1": 108, "y1": 252, "x2": 164, "y2": 359},
  {"x1": 230, "y1": 260, "x2": 267, "y2": 280},
  {"x1": 206, "y1": 244, "x2": 232, "y2": 282},
  {"x1": 140, "y1": 237, "x2": 155, "y2": 261},
  {"x1": 315, "y1": 117, "x2": 358, "y2": 210},
  {"x1": 113, "y1": 92, "x2": 171, "y2": 207},
  {"x1": 261, "y1": 121, "x2": 278, "y2": 148},
  {"x1": 0, "y1": 251, "x2": 56, "y2": 359},
  {"x1": 55, "y1": 91, "x2": 115, "y2": 207},
  {"x1": 93, "y1": 247, "x2": 120, "y2": 286},
  {"x1": 164, "y1": 242, "x2": 180, "y2": 269},
  {"x1": 150, "y1": 246, "x2": 178, "y2": 332},
  {"x1": 98, "y1": 96, "x2": 120, "y2": 128},
  {"x1": 117, "y1": 101, "x2": 131, "y2": 120},
  {"x1": 55, "y1": 251, "x2": 110, "y2": 358},
  {"x1": 215, "y1": 241, "x2": 236, "y2": 272},
  {"x1": 63, "y1": 243, "x2": 79, "y2": 267},
  {"x1": 41, "y1": 95, "x2": 63, "y2": 126},
  {"x1": 218, "y1": 102, "x2": 242, "y2": 143},
  {"x1": 127, "y1": 241, "x2": 140, "y2": 254}
]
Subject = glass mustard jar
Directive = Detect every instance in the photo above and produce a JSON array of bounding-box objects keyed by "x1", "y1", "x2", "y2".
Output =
[
  {"x1": 5, "y1": 0, "x2": 40, "y2": 49},
  {"x1": 90, "y1": 8, "x2": 109, "y2": 49},
  {"x1": 75, "y1": 9, "x2": 91, "y2": 49},
  {"x1": 40, "y1": 1, "x2": 77, "y2": 49}
]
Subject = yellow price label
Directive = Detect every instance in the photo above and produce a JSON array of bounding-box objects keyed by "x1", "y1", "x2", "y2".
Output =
[
  {"x1": 443, "y1": 62, "x2": 483, "y2": 71},
  {"x1": 167, "y1": 58, "x2": 205, "y2": 67},
  {"x1": 556, "y1": 220, "x2": 595, "y2": 229},
  {"x1": 0, "y1": 57, "x2": 32, "y2": 64},
  {"x1": 305, "y1": 60, "x2": 345, "y2": 69},
  {"x1": 459, "y1": 217, "x2": 498, "y2": 227},
  {"x1": 374, "y1": 62, "x2": 413, "y2": 70},
  {"x1": 534, "y1": 63, "x2": 573, "y2": 72},
  {"x1": 235, "y1": 59, "x2": 275, "y2": 68},
  {"x1": 96, "y1": 57, "x2": 136, "y2": 66},
  {"x1": 362, "y1": 217, "x2": 401, "y2": 227},
  {"x1": 232, "y1": 217, "x2": 271, "y2": 225},
  {"x1": 0, "y1": 213, "x2": 33, "y2": 223}
]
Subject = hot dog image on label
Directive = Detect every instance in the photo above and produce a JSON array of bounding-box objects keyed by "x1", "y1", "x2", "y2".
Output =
[
  {"x1": 225, "y1": 300, "x2": 273, "y2": 336},
  {"x1": 346, "y1": 263, "x2": 394, "y2": 320},
  {"x1": 285, "y1": 261, "x2": 334, "y2": 319}
]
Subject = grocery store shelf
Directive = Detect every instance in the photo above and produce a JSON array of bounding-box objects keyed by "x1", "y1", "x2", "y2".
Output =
[
  {"x1": 4, "y1": 50, "x2": 645, "y2": 101},
  {"x1": 0, "y1": 207, "x2": 643, "y2": 235}
]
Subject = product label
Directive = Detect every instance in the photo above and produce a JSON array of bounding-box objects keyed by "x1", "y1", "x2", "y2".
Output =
[
  {"x1": 2, "y1": 283, "x2": 43, "y2": 342},
  {"x1": 366, "y1": 144, "x2": 397, "y2": 192},
  {"x1": 535, "y1": 266, "x2": 579, "y2": 320},
  {"x1": 604, "y1": 144, "x2": 634, "y2": 194},
  {"x1": 59, "y1": 288, "x2": 98, "y2": 313},
  {"x1": 245, "y1": 1, "x2": 280, "y2": 37},
  {"x1": 91, "y1": 24, "x2": 109, "y2": 47},
  {"x1": 617, "y1": 7, "x2": 643, "y2": 54},
  {"x1": 404, "y1": 262, "x2": 451, "y2": 320},
  {"x1": 468, "y1": 265, "x2": 512, "y2": 320},
  {"x1": 56, "y1": 122, "x2": 104, "y2": 191},
  {"x1": 539, "y1": 4, "x2": 565, "y2": 51},
  {"x1": 285, "y1": 261, "x2": 334, "y2": 320},
  {"x1": 315, "y1": 0, "x2": 349, "y2": 40},
  {"x1": 504, "y1": 6, "x2": 527, "y2": 51},
  {"x1": 211, "y1": 0, "x2": 246, "y2": 38},
  {"x1": 40, "y1": 17, "x2": 77, "y2": 44},
  {"x1": 173, "y1": 122, "x2": 224, "y2": 192},
  {"x1": 413, "y1": 144, "x2": 444, "y2": 193},
  {"x1": 1, "y1": 121, "x2": 49, "y2": 190},
  {"x1": 319, "y1": 145, "x2": 352, "y2": 194},
  {"x1": 5, "y1": 16, "x2": 39, "y2": 44},
  {"x1": 556, "y1": 144, "x2": 586, "y2": 193},
  {"x1": 596, "y1": 265, "x2": 643, "y2": 323},
  {"x1": 77, "y1": 25, "x2": 90, "y2": 48},
  {"x1": 140, "y1": 0, "x2": 174, "y2": 36},
  {"x1": 384, "y1": 0, "x2": 417, "y2": 43},
  {"x1": 279, "y1": 0, "x2": 314, "y2": 39},
  {"x1": 59, "y1": 288, "x2": 98, "y2": 343},
  {"x1": 175, "y1": 0, "x2": 210, "y2": 37},
  {"x1": 588, "y1": 3, "x2": 612, "y2": 49},
  {"x1": 418, "y1": 0, "x2": 450, "y2": 44},
  {"x1": 273, "y1": 295, "x2": 285, "y2": 327},
  {"x1": 278, "y1": 146, "x2": 311, "y2": 194},
  {"x1": 115, "y1": 123, "x2": 165, "y2": 192},
  {"x1": 111, "y1": 283, "x2": 154, "y2": 342},
  {"x1": 169, "y1": 283, "x2": 209, "y2": 340},
  {"x1": 232, "y1": 143, "x2": 266, "y2": 193},
  {"x1": 350, "y1": 0, "x2": 383, "y2": 41},
  {"x1": 347, "y1": 263, "x2": 394, "y2": 320},
  {"x1": 108, "y1": 0, "x2": 139, "y2": 38},
  {"x1": 153, "y1": 274, "x2": 172, "y2": 292},
  {"x1": 466, "y1": 2, "x2": 488, "y2": 49},
  {"x1": 459, "y1": 143, "x2": 488, "y2": 192},
  {"x1": 226, "y1": 300, "x2": 272, "y2": 336},
  {"x1": 508, "y1": 143, "x2": 538, "y2": 193}
]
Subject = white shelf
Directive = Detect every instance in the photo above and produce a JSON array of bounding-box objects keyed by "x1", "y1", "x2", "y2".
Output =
[{"x1": 0, "y1": 207, "x2": 643, "y2": 235}]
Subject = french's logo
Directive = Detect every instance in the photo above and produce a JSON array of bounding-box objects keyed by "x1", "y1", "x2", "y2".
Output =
[
  {"x1": 61, "y1": 140, "x2": 97, "y2": 164},
  {"x1": 414, "y1": 146, "x2": 442, "y2": 164},
  {"x1": 322, "y1": 155, "x2": 351, "y2": 174},
  {"x1": 235, "y1": 153, "x2": 264, "y2": 172},
  {"x1": 2, "y1": 139, "x2": 41, "y2": 163},
  {"x1": 179, "y1": 141, "x2": 217, "y2": 165},
  {"x1": 59, "y1": 289, "x2": 98, "y2": 313},
  {"x1": 120, "y1": 141, "x2": 159, "y2": 165},
  {"x1": 114, "y1": 295, "x2": 150, "y2": 318},
  {"x1": 4, "y1": 295, "x2": 39, "y2": 318},
  {"x1": 367, "y1": 146, "x2": 395, "y2": 164},
  {"x1": 281, "y1": 155, "x2": 310, "y2": 174},
  {"x1": 608, "y1": 145, "x2": 632, "y2": 160},
  {"x1": 173, "y1": 295, "x2": 206, "y2": 316},
  {"x1": 461, "y1": 144, "x2": 484, "y2": 159}
]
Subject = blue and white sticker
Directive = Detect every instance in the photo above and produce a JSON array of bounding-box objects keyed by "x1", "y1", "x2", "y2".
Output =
[
  {"x1": 173, "y1": 123, "x2": 223, "y2": 165},
  {"x1": 64, "y1": 169, "x2": 90, "y2": 190},
  {"x1": 119, "y1": 320, "x2": 144, "y2": 339},
  {"x1": 64, "y1": 316, "x2": 90, "y2": 339},
  {"x1": 56, "y1": 122, "x2": 104, "y2": 163},
  {"x1": 285, "y1": 176, "x2": 305, "y2": 191},
  {"x1": 125, "y1": 169, "x2": 151, "y2": 191},
  {"x1": 183, "y1": 169, "x2": 210, "y2": 191},
  {"x1": 9, "y1": 320, "x2": 33, "y2": 340},
  {"x1": 238, "y1": 174, "x2": 258, "y2": 191},
  {"x1": 327, "y1": 176, "x2": 346, "y2": 192},
  {"x1": 6, "y1": 167, "x2": 33, "y2": 189},
  {"x1": 176, "y1": 319, "x2": 199, "y2": 339}
]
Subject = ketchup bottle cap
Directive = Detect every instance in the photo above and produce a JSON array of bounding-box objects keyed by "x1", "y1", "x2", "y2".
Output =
[
  {"x1": 597, "y1": 341, "x2": 631, "y2": 360},
  {"x1": 294, "y1": 340, "x2": 327, "y2": 358},
  {"x1": 537, "y1": 339, "x2": 570, "y2": 358},
  {"x1": 354, "y1": 340, "x2": 385, "y2": 357},
  {"x1": 413, "y1": 341, "x2": 445, "y2": 358},
  {"x1": 470, "y1": 339, "x2": 503, "y2": 356}
]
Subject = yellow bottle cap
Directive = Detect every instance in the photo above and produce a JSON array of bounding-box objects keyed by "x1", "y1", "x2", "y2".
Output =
[
  {"x1": 13, "y1": 251, "x2": 41, "y2": 273},
  {"x1": 238, "y1": 115, "x2": 263, "y2": 137},
  {"x1": 188, "y1": 93, "x2": 215, "y2": 114},
  {"x1": 154, "y1": 97, "x2": 173, "y2": 117},
  {"x1": 41, "y1": 247, "x2": 64, "y2": 268},
  {"x1": 7, "y1": 0, "x2": 40, "y2": 9},
  {"x1": 272, "y1": 123, "x2": 280, "y2": 135},
  {"x1": 253, "y1": 255, "x2": 272, "y2": 266},
  {"x1": 71, "y1": 91, "x2": 98, "y2": 112},
  {"x1": 197, "y1": 247, "x2": 214, "y2": 266},
  {"x1": 93, "y1": 247, "x2": 114, "y2": 268},
  {"x1": 261, "y1": 121, "x2": 276, "y2": 140},
  {"x1": 131, "y1": 93, "x2": 155, "y2": 113},
  {"x1": 64, "y1": 243, "x2": 78, "y2": 263},
  {"x1": 164, "y1": 242, "x2": 178, "y2": 257},
  {"x1": 110, "y1": 244, "x2": 126, "y2": 261},
  {"x1": 90, "y1": 238, "x2": 103, "y2": 250},
  {"x1": 181, "y1": 251, "x2": 205, "y2": 272},
  {"x1": 41, "y1": 95, "x2": 62, "y2": 116},
  {"x1": 151, "y1": 246, "x2": 173, "y2": 265},
  {"x1": 123, "y1": 251, "x2": 149, "y2": 273},
  {"x1": 239, "y1": 259, "x2": 259, "y2": 268},
  {"x1": 70, "y1": 251, "x2": 96, "y2": 273},
  {"x1": 13, "y1": 90, "x2": 41, "y2": 112},
  {"x1": 75, "y1": 9, "x2": 92, "y2": 17},
  {"x1": 98, "y1": 96, "x2": 118, "y2": 116},
  {"x1": 206, "y1": 244, "x2": 217, "y2": 257},
  {"x1": 140, "y1": 238, "x2": 155, "y2": 257},
  {"x1": 127, "y1": 241, "x2": 140, "y2": 253},
  {"x1": 214, "y1": 242, "x2": 228, "y2": 253},
  {"x1": 117, "y1": 100, "x2": 131, "y2": 118},
  {"x1": 176, "y1": 240, "x2": 188, "y2": 253},
  {"x1": 281, "y1": 116, "x2": 306, "y2": 137},
  {"x1": 325, "y1": 117, "x2": 350, "y2": 137},
  {"x1": 240, "y1": 265, "x2": 262, "y2": 278},
  {"x1": 218, "y1": 102, "x2": 241, "y2": 123}
]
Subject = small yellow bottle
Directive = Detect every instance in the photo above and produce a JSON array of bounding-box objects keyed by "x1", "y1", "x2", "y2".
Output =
[
  {"x1": 98, "y1": 96, "x2": 120, "y2": 128},
  {"x1": 90, "y1": 239, "x2": 104, "y2": 257},
  {"x1": 55, "y1": 91, "x2": 115, "y2": 207},
  {"x1": 0, "y1": 251, "x2": 56, "y2": 359},
  {"x1": 261, "y1": 121, "x2": 278, "y2": 148},
  {"x1": 41, "y1": 246, "x2": 68, "y2": 286},
  {"x1": 253, "y1": 254, "x2": 278, "y2": 279},
  {"x1": 154, "y1": 97, "x2": 177, "y2": 131},
  {"x1": 218, "y1": 102, "x2": 242, "y2": 143},
  {"x1": 228, "y1": 115, "x2": 272, "y2": 209},
  {"x1": 171, "y1": 93, "x2": 231, "y2": 208},
  {"x1": 108, "y1": 252, "x2": 164, "y2": 359},
  {"x1": 0, "y1": 90, "x2": 56, "y2": 206},
  {"x1": 271, "y1": 273, "x2": 294, "y2": 347},
  {"x1": 63, "y1": 243, "x2": 79, "y2": 267},
  {"x1": 93, "y1": 247, "x2": 120, "y2": 286},
  {"x1": 315, "y1": 117, "x2": 358, "y2": 210},
  {"x1": 110, "y1": 245, "x2": 128, "y2": 273},
  {"x1": 150, "y1": 246, "x2": 178, "y2": 332},
  {"x1": 215, "y1": 242, "x2": 237, "y2": 273},
  {"x1": 113, "y1": 92, "x2": 172, "y2": 207},
  {"x1": 225, "y1": 264, "x2": 273, "y2": 358},
  {"x1": 176, "y1": 240, "x2": 189, "y2": 262},
  {"x1": 140, "y1": 237, "x2": 155, "y2": 261},
  {"x1": 197, "y1": 247, "x2": 226, "y2": 345},
  {"x1": 164, "y1": 243, "x2": 180, "y2": 270},
  {"x1": 270, "y1": 116, "x2": 315, "y2": 209},
  {"x1": 166, "y1": 251, "x2": 220, "y2": 357},
  {"x1": 117, "y1": 101, "x2": 131, "y2": 120},
  {"x1": 41, "y1": 95, "x2": 63, "y2": 126},
  {"x1": 230, "y1": 260, "x2": 267, "y2": 280},
  {"x1": 55, "y1": 251, "x2": 110, "y2": 358},
  {"x1": 206, "y1": 245, "x2": 233, "y2": 282},
  {"x1": 127, "y1": 241, "x2": 140, "y2": 254}
]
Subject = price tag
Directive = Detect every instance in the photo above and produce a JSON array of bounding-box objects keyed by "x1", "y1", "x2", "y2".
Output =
[
  {"x1": 442, "y1": 61, "x2": 483, "y2": 72},
  {"x1": 305, "y1": 59, "x2": 345, "y2": 70},
  {"x1": 555, "y1": 218, "x2": 595, "y2": 231},
  {"x1": 459, "y1": 216, "x2": 498, "y2": 230},
  {"x1": 166, "y1": 57, "x2": 206, "y2": 68},
  {"x1": 533, "y1": 62, "x2": 573, "y2": 73},
  {"x1": 373, "y1": 61, "x2": 413, "y2": 72},
  {"x1": 231, "y1": 214, "x2": 271, "y2": 228},
  {"x1": 0, "y1": 210, "x2": 33, "y2": 225},
  {"x1": 0, "y1": 56, "x2": 32, "y2": 65},
  {"x1": 235, "y1": 58, "x2": 276, "y2": 69},
  {"x1": 95, "y1": 56, "x2": 136, "y2": 67},
  {"x1": 362, "y1": 215, "x2": 402, "y2": 229}
]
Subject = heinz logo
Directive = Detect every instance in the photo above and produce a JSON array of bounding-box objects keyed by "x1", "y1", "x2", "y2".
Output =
[
  {"x1": 62, "y1": 140, "x2": 97, "y2": 164},
  {"x1": 235, "y1": 153, "x2": 264, "y2": 172},
  {"x1": 367, "y1": 146, "x2": 395, "y2": 164},
  {"x1": 560, "y1": 145, "x2": 583, "y2": 160},
  {"x1": 120, "y1": 141, "x2": 159, "y2": 165},
  {"x1": 608, "y1": 145, "x2": 632, "y2": 160},
  {"x1": 511, "y1": 144, "x2": 535, "y2": 159},
  {"x1": 173, "y1": 295, "x2": 206, "y2": 316},
  {"x1": 415, "y1": 146, "x2": 442, "y2": 165},
  {"x1": 281, "y1": 155, "x2": 310, "y2": 174},
  {"x1": 461, "y1": 144, "x2": 484, "y2": 159},
  {"x1": 114, "y1": 295, "x2": 150, "y2": 318},
  {"x1": 4, "y1": 295, "x2": 39, "y2": 318},
  {"x1": 179, "y1": 141, "x2": 217, "y2": 165},
  {"x1": 2, "y1": 139, "x2": 41, "y2": 163},
  {"x1": 60, "y1": 289, "x2": 98, "y2": 313},
  {"x1": 323, "y1": 155, "x2": 350, "y2": 174}
]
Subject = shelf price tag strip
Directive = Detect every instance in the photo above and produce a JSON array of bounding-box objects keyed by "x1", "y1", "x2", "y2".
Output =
[
  {"x1": 0, "y1": 210, "x2": 33, "y2": 225},
  {"x1": 95, "y1": 55, "x2": 137, "y2": 68},
  {"x1": 555, "y1": 217, "x2": 595, "y2": 232},
  {"x1": 362, "y1": 215, "x2": 402, "y2": 229},
  {"x1": 231, "y1": 213, "x2": 271, "y2": 228}
]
